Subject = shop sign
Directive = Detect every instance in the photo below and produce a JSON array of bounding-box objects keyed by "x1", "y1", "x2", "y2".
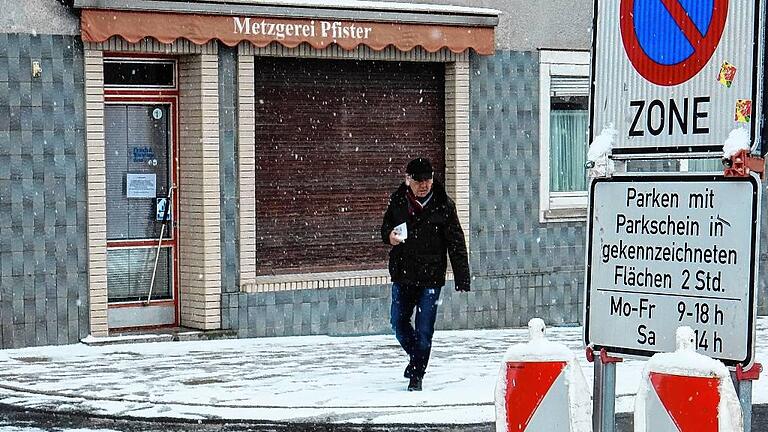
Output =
[{"x1": 233, "y1": 18, "x2": 373, "y2": 42}]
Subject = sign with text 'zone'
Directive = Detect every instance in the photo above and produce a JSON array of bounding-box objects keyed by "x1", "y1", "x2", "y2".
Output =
[
  {"x1": 591, "y1": 0, "x2": 764, "y2": 154},
  {"x1": 585, "y1": 175, "x2": 760, "y2": 367}
]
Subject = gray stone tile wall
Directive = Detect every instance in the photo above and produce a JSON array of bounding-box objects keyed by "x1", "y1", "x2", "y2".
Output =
[
  {"x1": 236, "y1": 283, "x2": 393, "y2": 338},
  {"x1": 0, "y1": 34, "x2": 88, "y2": 348},
  {"x1": 468, "y1": 50, "x2": 585, "y2": 326},
  {"x1": 218, "y1": 45, "x2": 240, "y2": 330}
]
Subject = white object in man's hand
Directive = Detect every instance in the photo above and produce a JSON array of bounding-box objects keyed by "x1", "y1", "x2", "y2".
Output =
[
  {"x1": 393, "y1": 222, "x2": 407, "y2": 241},
  {"x1": 389, "y1": 223, "x2": 407, "y2": 245}
]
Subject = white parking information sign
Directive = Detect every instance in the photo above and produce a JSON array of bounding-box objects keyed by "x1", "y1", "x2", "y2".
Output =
[{"x1": 585, "y1": 174, "x2": 760, "y2": 367}]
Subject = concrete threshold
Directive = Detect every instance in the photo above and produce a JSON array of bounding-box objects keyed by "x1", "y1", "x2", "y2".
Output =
[{"x1": 82, "y1": 328, "x2": 237, "y2": 346}]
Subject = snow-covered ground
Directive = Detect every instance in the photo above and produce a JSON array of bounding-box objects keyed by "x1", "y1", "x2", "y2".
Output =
[{"x1": 0, "y1": 318, "x2": 766, "y2": 425}]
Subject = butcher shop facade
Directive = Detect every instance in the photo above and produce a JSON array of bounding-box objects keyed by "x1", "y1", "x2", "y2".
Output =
[{"x1": 72, "y1": 0, "x2": 498, "y2": 338}]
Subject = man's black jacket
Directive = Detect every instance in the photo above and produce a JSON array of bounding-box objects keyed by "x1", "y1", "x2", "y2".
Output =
[{"x1": 380, "y1": 182, "x2": 470, "y2": 291}]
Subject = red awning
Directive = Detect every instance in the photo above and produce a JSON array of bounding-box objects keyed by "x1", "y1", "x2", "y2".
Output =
[{"x1": 81, "y1": 9, "x2": 495, "y2": 55}]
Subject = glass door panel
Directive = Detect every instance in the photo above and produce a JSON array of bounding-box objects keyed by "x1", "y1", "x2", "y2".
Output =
[{"x1": 104, "y1": 103, "x2": 176, "y2": 327}]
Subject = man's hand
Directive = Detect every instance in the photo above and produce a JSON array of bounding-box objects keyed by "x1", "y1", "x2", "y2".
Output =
[
  {"x1": 389, "y1": 230, "x2": 403, "y2": 246},
  {"x1": 455, "y1": 284, "x2": 470, "y2": 292}
]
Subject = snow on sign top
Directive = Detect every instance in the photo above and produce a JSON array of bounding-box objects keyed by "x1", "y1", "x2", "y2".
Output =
[{"x1": 590, "y1": 0, "x2": 765, "y2": 155}]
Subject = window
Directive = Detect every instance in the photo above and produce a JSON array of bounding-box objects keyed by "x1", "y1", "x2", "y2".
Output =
[
  {"x1": 104, "y1": 59, "x2": 176, "y2": 88},
  {"x1": 253, "y1": 58, "x2": 445, "y2": 275},
  {"x1": 539, "y1": 50, "x2": 591, "y2": 222}
]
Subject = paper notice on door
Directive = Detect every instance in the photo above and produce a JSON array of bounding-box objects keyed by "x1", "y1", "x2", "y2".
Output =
[
  {"x1": 126, "y1": 173, "x2": 157, "y2": 198},
  {"x1": 393, "y1": 222, "x2": 408, "y2": 241}
]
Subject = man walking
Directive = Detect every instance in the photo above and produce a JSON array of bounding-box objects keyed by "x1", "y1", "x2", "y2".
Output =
[{"x1": 381, "y1": 157, "x2": 471, "y2": 391}]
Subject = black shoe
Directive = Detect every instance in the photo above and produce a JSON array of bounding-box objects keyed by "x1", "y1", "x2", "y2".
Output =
[
  {"x1": 407, "y1": 376, "x2": 422, "y2": 391},
  {"x1": 404, "y1": 362, "x2": 415, "y2": 379}
]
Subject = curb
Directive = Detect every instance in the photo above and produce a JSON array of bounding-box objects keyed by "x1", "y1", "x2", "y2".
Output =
[
  {"x1": 0, "y1": 403, "x2": 493, "y2": 432},
  {"x1": 0, "y1": 385, "x2": 492, "y2": 428},
  {"x1": 0, "y1": 385, "x2": 761, "y2": 431},
  {"x1": 3, "y1": 399, "x2": 750, "y2": 432}
]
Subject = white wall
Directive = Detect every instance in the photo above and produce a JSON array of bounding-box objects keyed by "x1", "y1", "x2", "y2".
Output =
[
  {"x1": 0, "y1": 0, "x2": 79, "y2": 35},
  {"x1": 386, "y1": 0, "x2": 594, "y2": 51}
]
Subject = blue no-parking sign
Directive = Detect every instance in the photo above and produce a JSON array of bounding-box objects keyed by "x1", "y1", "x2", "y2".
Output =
[
  {"x1": 621, "y1": 0, "x2": 728, "y2": 86},
  {"x1": 591, "y1": 0, "x2": 765, "y2": 155}
]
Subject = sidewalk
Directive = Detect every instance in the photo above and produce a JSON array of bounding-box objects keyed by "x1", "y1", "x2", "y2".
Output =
[{"x1": 0, "y1": 318, "x2": 766, "y2": 427}]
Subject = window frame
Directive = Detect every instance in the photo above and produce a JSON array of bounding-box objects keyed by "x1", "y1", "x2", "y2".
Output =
[
  {"x1": 538, "y1": 50, "x2": 591, "y2": 223},
  {"x1": 103, "y1": 58, "x2": 178, "y2": 90}
]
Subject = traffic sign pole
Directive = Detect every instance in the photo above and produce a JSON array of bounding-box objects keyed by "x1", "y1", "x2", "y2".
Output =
[
  {"x1": 588, "y1": 347, "x2": 622, "y2": 432},
  {"x1": 726, "y1": 158, "x2": 764, "y2": 432},
  {"x1": 732, "y1": 375, "x2": 753, "y2": 432},
  {"x1": 732, "y1": 363, "x2": 763, "y2": 432},
  {"x1": 593, "y1": 358, "x2": 615, "y2": 432}
]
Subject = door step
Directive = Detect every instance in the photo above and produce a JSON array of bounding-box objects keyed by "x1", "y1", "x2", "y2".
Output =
[{"x1": 82, "y1": 328, "x2": 238, "y2": 346}]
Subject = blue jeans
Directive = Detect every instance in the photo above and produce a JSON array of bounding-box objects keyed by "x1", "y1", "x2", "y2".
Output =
[{"x1": 390, "y1": 283, "x2": 442, "y2": 378}]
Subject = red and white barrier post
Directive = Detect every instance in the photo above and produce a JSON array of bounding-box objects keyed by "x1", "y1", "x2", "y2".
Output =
[
  {"x1": 634, "y1": 326, "x2": 743, "y2": 432},
  {"x1": 495, "y1": 318, "x2": 591, "y2": 432}
]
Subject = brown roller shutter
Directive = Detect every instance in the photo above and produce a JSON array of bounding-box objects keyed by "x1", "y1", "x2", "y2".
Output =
[{"x1": 255, "y1": 58, "x2": 445, "y2": 275}]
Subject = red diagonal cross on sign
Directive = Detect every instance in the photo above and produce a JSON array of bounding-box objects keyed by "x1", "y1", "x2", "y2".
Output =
[
  {"x1": 660, "y1": 0, "x2": 705, "y2": 44},
  {"x1": 620, "y1": 0, "x2": 729, "y2": 86}
]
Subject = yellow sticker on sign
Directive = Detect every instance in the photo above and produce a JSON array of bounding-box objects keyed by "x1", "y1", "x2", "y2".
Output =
[
  {"x1": 717, "y1": 62, "x2": 737, "y2": 87},
  {"x1": 735, "y1": 99, "x2": 752, "y2": 123}
]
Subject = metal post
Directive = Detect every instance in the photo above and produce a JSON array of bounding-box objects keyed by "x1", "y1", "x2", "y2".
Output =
[
  {"x1": 730, "y1": 372, "x2": 752, "y2": 432},
  {"x1": 739, "y1": 380, "x2": 753, "y2": 432},
  {"x1": 593, "y1": 355, "x2": 617, "y2": 432},
  {"x1": 732, "y1": 363, "x2": 762, "y2": 432}
]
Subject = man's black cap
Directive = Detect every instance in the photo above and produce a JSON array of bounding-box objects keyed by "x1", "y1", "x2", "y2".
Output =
[{"x1": 406, "y1": 158, "x2": 433, "y2": 181}]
